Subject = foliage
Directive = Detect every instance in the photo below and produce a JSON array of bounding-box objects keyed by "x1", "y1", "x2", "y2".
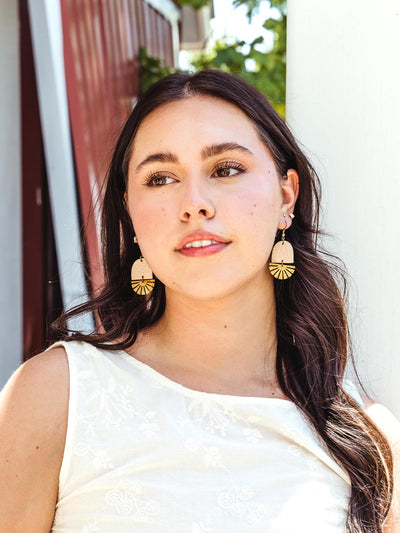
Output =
[
  {"x1": 175, "y1": 0, "x2": 210, "y2": 8},
  {"x1": 138, "y1": 46, "x2": 176, "y2": 95},
  {"x1": 190, "y1": 1, "x2": 286, "y2": 115},
  {"x1": 232, "y1": 0, "x2": 286, "y2": 20},
  {"x1": 138, "y1": 1, "x2": 287, "y2": 115}
]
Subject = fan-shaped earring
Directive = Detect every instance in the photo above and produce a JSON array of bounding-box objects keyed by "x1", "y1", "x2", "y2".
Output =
[
  {"x1": 131, "y1": 237, "x2": 155, "y2": 295},
  {"x1": 268, "y1": 227, "x2": 296, "y2": 280}
]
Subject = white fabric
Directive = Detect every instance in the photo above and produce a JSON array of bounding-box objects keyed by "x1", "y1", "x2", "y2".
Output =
[{"x1": 51, "y1": 340, "x2": 362, "y2": 533}]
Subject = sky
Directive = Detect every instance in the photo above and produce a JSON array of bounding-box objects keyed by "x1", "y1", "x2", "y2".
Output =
[{"x1": 179, "y1": 0, "x2": 278, "y2": 70}]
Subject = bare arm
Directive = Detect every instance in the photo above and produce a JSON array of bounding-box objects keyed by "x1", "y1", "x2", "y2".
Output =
[
  {"x1": 363, "y1": 397, "x2": 400, "y2": 533},
  {"x1": 0, "y1": 348, "x2": 69, "y2": 532}
]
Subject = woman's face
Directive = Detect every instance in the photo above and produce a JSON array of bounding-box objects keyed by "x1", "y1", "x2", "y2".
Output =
[{"x1": 126, "y1": 96, "x2": 296, "y2": 301}]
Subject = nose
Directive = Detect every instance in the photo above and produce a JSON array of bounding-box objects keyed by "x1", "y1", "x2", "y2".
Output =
[{"x1": 179, "y1": 179, "x2": 216, "y2": 222}]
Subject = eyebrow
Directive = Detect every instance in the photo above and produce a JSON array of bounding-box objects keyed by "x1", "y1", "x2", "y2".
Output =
[
  {"x1": 201, "y1": 142, "x2": 254, "y2": 159},
  {"x1": 134, "y1": 151, "x2": 178, "y2": 173},
  {"x1": 134, "y1": 142, "x2": 253, "y2": 173}
]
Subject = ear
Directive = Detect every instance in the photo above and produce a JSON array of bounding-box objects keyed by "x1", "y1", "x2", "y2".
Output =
[
  {"x1": 278, "y1": 169, "x2": 299, "y2": 230},
  {"x1": 123, "y1": 191, "x2": 130, "y2": 215}
]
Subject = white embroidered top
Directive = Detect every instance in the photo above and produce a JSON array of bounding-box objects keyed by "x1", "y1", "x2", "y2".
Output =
[{"x1": 51, "y1": 340, "x2": 361, "y2": 533}]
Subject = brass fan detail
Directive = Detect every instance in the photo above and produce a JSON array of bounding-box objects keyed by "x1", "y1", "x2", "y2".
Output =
[
  {"x1": 131, "y1": 258, "x2": 155, "y2": 295},
  {"x1": 268, "y1": 240, "x2": 295, "y2": 280}
]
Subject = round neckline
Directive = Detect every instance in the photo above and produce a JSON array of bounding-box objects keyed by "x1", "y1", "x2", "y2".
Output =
[{"x1": 115, "y1": 348, "x2": 294, "y2": 405}]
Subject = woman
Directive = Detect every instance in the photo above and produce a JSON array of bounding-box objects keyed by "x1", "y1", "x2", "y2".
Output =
[{"x1": 0, "y1": 70, "x2": 398, "y2": 532}]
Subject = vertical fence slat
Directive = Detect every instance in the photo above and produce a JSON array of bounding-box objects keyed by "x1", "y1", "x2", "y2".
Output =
[{"x1": 62, "y1": 0, "x2": 177, "y2": 294}]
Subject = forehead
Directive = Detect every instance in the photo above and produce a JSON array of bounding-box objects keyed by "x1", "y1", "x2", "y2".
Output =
[{"x1": 131, "y1": 96, "x2": 262, "y2": 155}]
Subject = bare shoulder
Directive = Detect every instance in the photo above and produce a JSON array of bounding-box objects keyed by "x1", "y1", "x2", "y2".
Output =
[
  {"x1": 362, "y1": 395, "x2": 400, "y2": 441},
  {"x1": 0, "y1": 346, "x2": 69, "y2": 434},
  {"x1": 0, "y1": 346, "x2": 69, "y2": 532},
  {"x1": 362, "y1": 395, "x2": 400, "y2": 533}
]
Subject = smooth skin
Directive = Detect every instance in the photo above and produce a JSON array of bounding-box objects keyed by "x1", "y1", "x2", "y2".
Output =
[
  {"x1": 0, "y1": 348, "x2": 68, "y2": 531},
  {"x1": 0, "y1": 95, "x2": 398, "y2": 531},
  {"x1": 125, "y1": 96, "x2": 297, "y2": 397}
]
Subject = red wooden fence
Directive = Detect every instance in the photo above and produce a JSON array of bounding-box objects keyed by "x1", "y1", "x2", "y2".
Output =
[{"x1": 61, "y1": 0, "x2": 176, "y2": 294}]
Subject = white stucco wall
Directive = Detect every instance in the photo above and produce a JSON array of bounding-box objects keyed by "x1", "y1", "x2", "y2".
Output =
[
  {"x1": 28, "y1": 0, "x2": 93, "y2": 334},
  {"x1": 0, "y1": 0, "x2": 22, "y2": 388},
  {"x1": 286, "y1": 0, "x2": 400, "y2": 417}
]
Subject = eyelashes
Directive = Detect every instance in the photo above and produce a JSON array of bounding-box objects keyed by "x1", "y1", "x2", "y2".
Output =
[
  {"x1": 143, "y1": 160, "x2": 247, "y2": 187},
  {"x1": 144, "y1": 173, "x2": 175, "y2": 187},
  {"x1": 212, "y1": 160, "x2": 246, "y2": 178}
]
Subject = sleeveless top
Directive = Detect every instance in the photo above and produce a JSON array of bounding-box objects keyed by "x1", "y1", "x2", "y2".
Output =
[{"x1": 50, "y1": 340, "x2": 362, "y2": 533}]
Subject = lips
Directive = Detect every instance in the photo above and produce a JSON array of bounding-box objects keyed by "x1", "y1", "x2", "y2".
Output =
[{"x1": 176, "y1": 231, "x2": 230, "y2": 252}]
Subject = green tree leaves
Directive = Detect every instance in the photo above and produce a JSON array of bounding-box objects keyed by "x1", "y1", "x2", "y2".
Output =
[
  {"x1": 189, "y1": 1, "x2": 286, "y2": 115},
  {"x1": 175, "y1": 0, "x2": 211, "y2": 8},
  {"x1": 138, "y1": 1, "x2": 287, "y2": 116}
]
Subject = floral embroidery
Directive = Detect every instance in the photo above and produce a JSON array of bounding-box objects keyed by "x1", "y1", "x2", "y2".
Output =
[
  {"x1": 84, "y1": 377, "x2": 137, "y2": 431},
  {"x1": 105, "y1": 486, "x2": 159, "y2": 519},
  {"x1": 186, "y1": 396, "x2": 228, "y2": 436},
  {"x1": 51, "y1": 341, "x2": 351, "y2": 532},
  {"x1": 74, "y1": 441, "x2": 90, "y2": 457},
  {"x1": 203, "y1": 446, "x2": 223, "y2": 468},
  {"x1": 184, "y1": 439, "x2": 223, "y2": 468},
  {"x1": 138, "y1": 410, "x2": 160, "y2": 438},
  {"x1": 218, "y1": 487, "x2": 267, "y2": 524},
  {"x1": 92, "y1": 449, "x2": 114, "y2": 470},
  {"x1": 73, "y1": 441, "x2": 114, "y2": 470}
]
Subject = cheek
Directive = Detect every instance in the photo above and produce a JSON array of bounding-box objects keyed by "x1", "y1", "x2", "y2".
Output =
[
  {"x1": 129, "y1": 198, "x2": 173, "y2": 254},
  {"x1": 234, "y1": 186, "x2": 282, "y2": 262},
  {"x1": 236, "y1": 185, "x2": 281, "y2": 228}
]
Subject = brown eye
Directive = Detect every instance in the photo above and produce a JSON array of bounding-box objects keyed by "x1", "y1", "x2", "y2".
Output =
[
  {"x1": 145, "y1": 174, "x2": 176, "y2": 187},
  {"x1": 216, "y1": 168, "x2": 233, "y2": 177},
  {"x1": 213, "y1": 164, "x2": 244, "y2": 178},
  {"x1": 152, "y1": 176, "x2": 168, "y2": 186}
]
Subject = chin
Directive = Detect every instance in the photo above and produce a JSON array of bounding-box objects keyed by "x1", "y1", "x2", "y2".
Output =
[{"x1": 165, "y1": 275, "x2": 269, "y2": 303}]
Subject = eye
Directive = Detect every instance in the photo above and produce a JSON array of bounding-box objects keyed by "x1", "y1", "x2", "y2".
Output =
[
  {"x1": 212, "y1": 161, "x2": 246, "y2": 178},
  {"x1": 144, "y1": 173, "x2": 176, "y2": 187}
]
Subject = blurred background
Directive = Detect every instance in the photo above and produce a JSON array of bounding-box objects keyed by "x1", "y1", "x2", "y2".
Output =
[{"x1": 1, "y1": 0, "x2": 399, "y2": 418}]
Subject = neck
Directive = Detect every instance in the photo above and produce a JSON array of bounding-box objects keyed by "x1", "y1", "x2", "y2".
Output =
[{"x1": 137, "y1": 275, "x2": 280, "y2": 396}]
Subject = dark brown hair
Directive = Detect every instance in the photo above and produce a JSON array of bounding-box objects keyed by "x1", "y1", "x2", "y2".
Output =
[{"x1": 53, "y1": 70, "x2": 393, "y2": 531}]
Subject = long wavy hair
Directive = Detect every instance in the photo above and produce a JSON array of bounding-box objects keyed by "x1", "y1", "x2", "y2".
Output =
[{"x1": 53, "y1": 70, "x2": 393, "y2": 532}]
